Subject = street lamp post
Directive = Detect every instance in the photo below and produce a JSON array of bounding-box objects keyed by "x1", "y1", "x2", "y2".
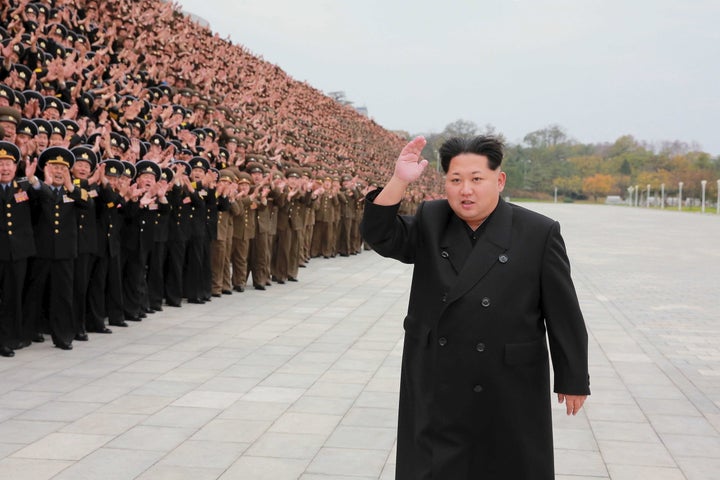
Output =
[
  {"x1": 661, "y1": 183, "x2": 665, "y2": 209},
  {"x1": 701, "y1": 180, "x2": 707, "y2": 213},
  {"x1": 627, "y1": 186, "x2": 634, "y2": 206},
  {"x1": 554, "y1": 186, "x2": 558, "y2": 204},
  {"x1": 646, "y1": 184, "x2": 651, "y2": 208},
  {"x1": 717, "y1": 180, "x2": 720, "y2": 215},
  {"x1": 678, "y1": 182, "x2": 683, "y2": 211}
]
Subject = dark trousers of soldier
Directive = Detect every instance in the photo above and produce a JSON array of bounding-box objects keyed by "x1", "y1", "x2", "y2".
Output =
[
  {"x1": 249, "y1": 232, "x2": 270, "y2": 287},
  {"x1": 147, "y1": 241, "x2": 166, "y2": 310},
  {"x1": 200, "y1": 238, "x2": 212, "y2": 300},
  {"x1": 0, "y1": 259, "x2": 27, "y2": 349},
  {"x1": 288, "y1": 228, "x2": 301, "y2": 280},
  {"x1": 351, "y1": 218, "x2": 362, "y2": 254},
  {"x1": 311, "y1": 221, "x2": 333, "y2": 258},
  {"x1": 222, "y1": 239, "x2": 233, "y2": 291},
  {"x1": 165, "y1": 239, "x2": 186, "y2": 306},
  {"x1": 266, "y1": 233, "x2": 274, "y2": 284},
  {"x1": 87, "y1": 254, "x2": 124, "y2": 328},
  {"x1": 231, "y1": 235, "x2": 250, "y2": 289},
  {"x1": 327, "y1": 220, "x2": 337, "y2": 257},
  {"x1": 211, "y1": 238, "x2": 227, "y2": 295},
  {"x1": 302, "y1": 223, "x2": 313, "y2": 262},
  {"x1": 184, "y1": 235, "x2": 204, "y2": 301},
  {"x1": 23, "y1": 258, "x2": 75, "y2": 346},
  {"x1": 337, "y1": 218, "x2": 352, "y2": 256},
  {"x1": 272, "y1": 228, "x2": 291, "y2": 282},
  {"x1": 73, "y1": 253, "x2": 93, "y2": 336},
  {"x1": 122, "y1": 248, "x2": 150, "y2": 319}
]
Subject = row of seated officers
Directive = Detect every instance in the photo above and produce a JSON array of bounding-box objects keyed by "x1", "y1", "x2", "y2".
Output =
[{"x1": 0, "y1": 141, "x2": 368, "y2": 357}]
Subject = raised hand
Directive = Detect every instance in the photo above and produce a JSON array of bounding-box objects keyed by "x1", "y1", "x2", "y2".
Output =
[{"x1": 393, "y1": 136, "x2": 428, "y2": 184}]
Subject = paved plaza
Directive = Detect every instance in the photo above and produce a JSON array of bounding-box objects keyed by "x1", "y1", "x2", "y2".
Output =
[{"x1": 0, "y1": 202, "x2": 718, "y2": 480}]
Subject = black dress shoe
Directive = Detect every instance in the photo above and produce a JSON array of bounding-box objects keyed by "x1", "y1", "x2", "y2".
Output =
[
  {"x1": 275, "y1": 279, "x2": 285, "y2": 284},
  {"x1": 125, "y1": 315, "x2": 141, "y2": 322},
  {"x1": 288, "y1": 277, "x2": 298, "y2": 282},
  {"x1": 138, "y1": 311, "x2": 147, "y2": 319},
  {"x1": 187, "y1": 298, "x2": 205, "y2": 304},
  {"x1": 166, "y1": 301, "x2": 182, "y2": 307},
  {"x1": 142, "y1": 307, "x2": 153, "y2": 314},
  {"x1": 233, "y1": 285, "x2": 245, "y2": 292},
  {"x1": 54, "y1": 342, "x2": 73, "y2": 351},
  {"x1": 253, "y1": 284, "x2": 266, "y2": 291},
  {"x1": 265, "y1": 281, "x2": 272, "y2": 286},
  {"x1": 0, "y1": 346, "x2": 15, "y2": 357},
  {"x1": 150, "y1": 305, "x2": 163, "y2": 312},
  {"x1": 74, "y1": 333, "x2": 89, "y2": 341},
  {"x1": 32, "y1": 333, "x2": 45, "y2": 343},
  {"x1": 110, "y1": 320, "x2": 128, "y2": 327},
  {"x1": 11, "y1": 339, "x2": 31, "y2": 349},
  {"x1": 211, "y1": 293, "x2": 222, "y2": 298},
  {"x1": 222, "y1": 290, "x2": 232, "y2": 295},
  {"x1": 202, "y1": 296, "x2": 212, "y2": 302},
  {"x1": 95, "y1": 327, "x2": 113, "y2": 334}
]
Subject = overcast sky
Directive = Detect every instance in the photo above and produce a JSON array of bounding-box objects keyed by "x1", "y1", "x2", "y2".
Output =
[{"x1": 174, "y1": 0, "x2": 720, "y2": 155}]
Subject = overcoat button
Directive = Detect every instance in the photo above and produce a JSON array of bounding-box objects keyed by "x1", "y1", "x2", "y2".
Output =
[
  {"x1": 473, "y1": 385, "x2": 483, "y2": 393},
  {"x1": 481, "y1": 297, "x2": 490, "y2": 307},
  {"x1": 441, "y1": 294, "x2": 447, "y2": 303},
  {"x1": 441, "y1": 250, "x2": 449, "y2": 258},
  {"x1": 476, "y1": 342, "x2": 485, "y2": 352},
  {"x1": 438, "y1": 337, "x2": 447, "y2": 347},
  {"x1": 499, "y1": 254, "x2": 509, "y2": 263}
]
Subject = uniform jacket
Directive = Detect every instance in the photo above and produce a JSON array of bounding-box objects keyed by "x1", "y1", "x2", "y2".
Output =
[
  {"x1": 33, "y1": 184, "x2": 90, "y2": 260},
  {"x1": 0, "y1": 180, "x2": 39, "y2": 261},
  {"x1": 361, "y1": 196, "x2": 590, "y2": 480}
]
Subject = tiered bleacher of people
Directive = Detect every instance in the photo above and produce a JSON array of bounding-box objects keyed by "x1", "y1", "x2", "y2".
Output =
[{"x1": 0, "y1": 0, "x2": 443, "y2": 357}]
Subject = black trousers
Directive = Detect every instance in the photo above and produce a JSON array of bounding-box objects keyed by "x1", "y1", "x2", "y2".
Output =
[
  {"x1": 0, "y1": 258, "x2": 27, "y2": 348},
  {"x1": 24, "y1": 258, "x2": 75, "y2": 346},
  {"x1": 73, "y1": 253, "x2": 93, "y2": 335},
  {"x1": 148, "y1": 241, "x2": 167, "y2": 309},
  {"x1": 165, "y1": 239, "x2": 186, "y2": 305}
]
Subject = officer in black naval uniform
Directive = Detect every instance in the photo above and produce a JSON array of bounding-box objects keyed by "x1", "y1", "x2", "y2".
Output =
[
  {"x1": 146, "y1": 167, "x2": 173, "y2": 312},
  {"x1": 183, "y1": 157, "x2": 209, "y2": 303},
  {"x1": 69, "y1": 145, "x2": 99, "y2": 341},
  {"x1": 165, "y1": 160, "x2": 194, "y2": 307},
  {"x1": 121, "y1": 160, "x2": 170, "y2": 321},
  {"x1": 0, "y1": 142, "x2": 41, "y2": 357},
  {"x1": 23, "y1": 147, "x2": 90, "y2": 350},
  {"x1": 86, "y1": 159, "x2": 128, "y2": 331}
]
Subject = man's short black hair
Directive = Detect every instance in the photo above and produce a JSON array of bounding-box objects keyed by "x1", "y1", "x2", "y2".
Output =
[{"x1": 439, "y1": 135, "x2": 504, "y2": 173}]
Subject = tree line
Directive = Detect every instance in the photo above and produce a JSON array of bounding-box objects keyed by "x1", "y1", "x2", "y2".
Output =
[{"x1": 417, "y1": 121, "x2": 720, "y2": 202}]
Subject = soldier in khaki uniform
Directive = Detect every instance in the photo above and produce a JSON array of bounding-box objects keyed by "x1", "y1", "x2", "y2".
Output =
[
  {"x1": 247, "y1": 161, "x2": 272, "y2": 290},
  {"x1": 311, "y1": 175, "x2": 339, "y2": 258},
  {"x1": 230, "y1": 172, "x2": 254, "y2": 292},
  {"x1": 211, "y1": 169, "x2": 241, "y2": 296}
]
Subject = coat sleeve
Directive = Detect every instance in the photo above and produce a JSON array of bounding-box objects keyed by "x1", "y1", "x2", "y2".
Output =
[
  {"x1": 360, "y1": 190, "x2": 420, "y2": 264},
  {"x1": 540, "y1": 221, "x2": 591, "y2": 396}
]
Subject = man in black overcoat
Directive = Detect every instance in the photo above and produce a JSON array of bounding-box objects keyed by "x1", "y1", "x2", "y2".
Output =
[{"x1": 361, "y1": 136, "x2": 590, "y2": 480}]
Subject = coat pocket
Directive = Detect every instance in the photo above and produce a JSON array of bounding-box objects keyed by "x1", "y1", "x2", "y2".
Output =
[
  {"x1": 403, "y1": 315, "x2": 431, "y2": 348},
  {"x1": 504, "y1": 337, "x2": 548, "y2": 365}
]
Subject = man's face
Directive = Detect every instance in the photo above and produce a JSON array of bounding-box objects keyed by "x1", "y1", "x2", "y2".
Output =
[
  {"x1": 190, "y1": 168, "x2": 204, "y2": 182},
  {"x1": 136, "y1": 173, "x2": 156, "y2": 190},
  {"x1": 43, "y1": 108, "x2": 60, "y2": 120},
  {"x1": 71, "y1": 160, "x2": 92, "y2": 179},
  {"x1": 250, "y1": 172, "x2": 263, "y2": 184},
  {"x1": 35, "y1": 133, "x2": 49, "y2": 150},
  {"x1": 15, "y1": 133, "x2": 31, "y2": 148},
  {"x1": 49, "y1": 134, "x2": 65, "y2": 146},
  {"x1": 106, "y1": 175, "x2": 119, "y2": 190},
  {"x1": 238, "y1": 182, "x2": 250, "y2": 195},
  {"x1": 47, "y1": 163, "x2": 67, "y2": 187},
  {"x1": 444, "y1": 153, "x2": 505, "y2": 229},
  {"x1": 0, "y1": 122, "x2": 15, "y2": 142},
  {"x1": 0, "y1": 158, "x2": 17, "y2": 183}
]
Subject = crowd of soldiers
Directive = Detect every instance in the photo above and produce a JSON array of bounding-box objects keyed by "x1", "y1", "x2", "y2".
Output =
[{"x1": 0, "y1": 0, "x2": 433, "y2": 357}]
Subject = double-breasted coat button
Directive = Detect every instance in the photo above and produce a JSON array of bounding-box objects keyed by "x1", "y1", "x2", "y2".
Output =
[
  {"x1": 441, "y1": 294, "x2": 447, "y2": 303},
  {"x1": 481, "y1": 297, "x2": 490, "y2": 307},
  {"x1": 438, "y1": 337, "x2": 447, "y2": 347},
  {"x1": 476, "y1": 342, "x2": 485, "y2": 352},
  {"x1": 499, "y1": 254, "x2": 509, "y2": 263},
  {"x1": 473, "y1": 385, "x2": 483, "y2": 393},
  {"x1": 441, "y1": 250, "x2": 449, "y2": 259}
]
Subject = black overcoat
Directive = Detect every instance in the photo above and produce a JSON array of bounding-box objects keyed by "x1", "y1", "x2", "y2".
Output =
[{"x1": 361, "y1": 196, "x2": 590, "y2": 480}]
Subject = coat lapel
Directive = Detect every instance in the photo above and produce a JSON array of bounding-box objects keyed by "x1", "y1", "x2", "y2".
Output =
[
  {"x1": 439, "y1": 214, "x2": 472, "y2": 274},
  {"x1": 446, "y1": 198, "x2": 513, "y2": 304}
]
